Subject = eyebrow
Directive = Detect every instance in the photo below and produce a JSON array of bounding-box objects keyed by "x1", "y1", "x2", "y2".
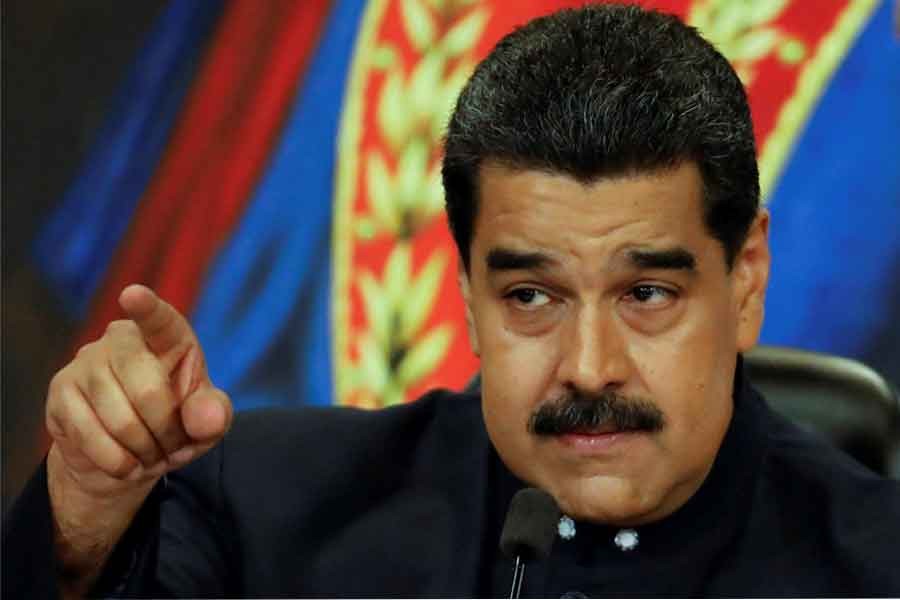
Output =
[
  {"x1": 486, "y1": 248, "x2": 555, "y2": 271},
  {"x1": 625, "y1": 247, "x2": 697, "y2": 271},
  {"x1": 484, "y1": 246, "x2": 698, "y2": 273}
]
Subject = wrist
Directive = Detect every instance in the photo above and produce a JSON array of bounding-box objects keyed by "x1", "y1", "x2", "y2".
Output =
[{"x1": 47, "y1": 446, "x2": 158, "y2": 590}]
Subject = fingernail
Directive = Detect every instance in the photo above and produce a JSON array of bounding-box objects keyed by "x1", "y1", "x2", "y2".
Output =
[{"x1": 169, "y1": 447, "x2": 194, "y2": 465}]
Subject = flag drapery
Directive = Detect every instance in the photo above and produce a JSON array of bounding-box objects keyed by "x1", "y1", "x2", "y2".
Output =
[{"x1": 33, "y1": 0, "x2": 900, "y2": 411}]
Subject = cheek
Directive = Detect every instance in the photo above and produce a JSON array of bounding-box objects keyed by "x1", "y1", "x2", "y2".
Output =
[
  {"x1": 662, "y1": 376, "x2": 734, "y2": 480},
  {"x1": 477, "y1": 320, "x2": 560, "y2": 441},
  {"x1": 476, "y1": 304, "x2": 558, "y2": 385},
  {"x1": 479, "y1": 339, "x2": 549, "y2": 424},
  {"x1": 634, "y1": 303, "x2": 737, "y2": 439}
]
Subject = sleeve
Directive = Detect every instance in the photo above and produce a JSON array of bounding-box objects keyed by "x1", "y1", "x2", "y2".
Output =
[
  {"x1": 2, "y1": 459, "x2": 62, "y2": 599},
  {"x1": 1, "y1": 443, "x2": 237, "y2": 599},
  {"x1": 152, "y1": 441, "x2": 240, "y2": 596},
  {"x1": 1, "y1": 459, "x2": 166, "y2": 599}
]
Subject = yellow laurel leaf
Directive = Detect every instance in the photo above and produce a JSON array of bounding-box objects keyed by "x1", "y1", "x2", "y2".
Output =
[
  {"x1": 384, "y1": 242, "x2": 412, "y2": 306},
  {"x1": 409, "y1": 51, "x2": 447, "y2": 122},
  {"x1": 366, "y1": 150, "x2": 400, "y2": 233},
  {"x1": 730, "y1": 28, "x2": 779, "y2": 63},
  {"x1": 407, "y1": 162, "x2": 444, "y2": 234},
  {"x1": 381, "y1": 382, "x2": 407, "y2": 407},
  {"x1": 352, "y1": 390, "x2": 379, "y2": 410},
  {"x1": 440, "y1": 8, "x2": 489, "y2": 58},
  {"x1": 705, "y1": 1, "x2": 747, "y2": 43},
  {"x1": 431, "y1": 57, "x2": 475, "y2": 140},
  {"x1": 377, "y1": 67, "x2": 411, "y2": 152},
  {"x1": 735, "y1": 65, "x2": 754, "y2": 85},
  {"x1": 359, "y1": 332, "x2": 389, "y2": 394},
  {"x1": 430, "y1": 109, "x2": 450, "y2": 143},
  {"x1": 421, "y1": 161, "x2": 445, "y2": 218},
  {"x1": 371, "y1": 44, "x2": 398, "y2": 70},
  {"x1": 354, "y1": 216, "x2": 378, "y2": 240},
  {"x1": 399, "y1": 249, "x2": 448, "y2": 343},
  {"x1": 395, "y1": 323, "x2": 454, "y2": 387},
  {"x1": 748, "y1": 0, "x2": 789, "y2": 27},
  {"x1": 400, "y1": 0, "x2": 436, "y2": 52},
  {"x1": 686, "y1": 3, "x2": 714, "y2": 36},
  {"x1": 359, "y1": 271, "x2": 391, "y2": 350},
  {"x1": 777, "y1": 38, "x2": 806, "y2": 64},
  {"x1": 397, "y1": 137, "x2": 430, "y2": 210},
  {"x1": 339, "y1": 364, "x2": 361, "y2": 394}
]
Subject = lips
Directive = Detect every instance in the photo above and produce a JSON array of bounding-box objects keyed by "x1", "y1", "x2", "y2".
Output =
[{"x1": 557, "y1": 430, "x2": 630, "y2": 454}]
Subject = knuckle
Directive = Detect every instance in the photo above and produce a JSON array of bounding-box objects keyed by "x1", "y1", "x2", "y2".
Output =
[
  {"x1": 108, "y1": 453, "x2": 137, "y2": 480},
  {"x1": 108, "y1": 418, "x2": 146, "y2": 444},
  {"x1": 47, "y1": 370, "x2": 69, "y2": 397},
  {"x1": 77, "y1": 337, "x2": 106, "y2": 357},
  {"x1": 46, "y1": 378, "x2": 76, "y2": 420},
  {"x1": 126, "y1": 351, "x2": 165, "y2": 378},
  {"x1": 65, "y1": 419, "x2": 86, "y2": 449},
  {"x1": 105, "y1": 319, "x2": 137, "y2": 337},
  {"x1": 133, "y1": 382, "x2": 168, "y2": 409},
  {"x1": 45, "y1": 408, "x2": 66, "y2": 440},
  {"x1": 83, "y1": 369, "x2": 118, "y2": 408},
  {"x1": 84, "y1": 367, "x2": 109, "y2": 399}
]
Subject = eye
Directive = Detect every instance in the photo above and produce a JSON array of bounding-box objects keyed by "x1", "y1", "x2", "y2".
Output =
[
  {"x1": 624, "y1": 285, "x2": 676, "y2": 308},
  {"x1": 506, "y1": 287, "x2": 552, "y2": 309}
]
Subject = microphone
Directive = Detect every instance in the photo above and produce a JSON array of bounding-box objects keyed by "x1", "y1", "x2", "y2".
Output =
[{"x1": 499, "y1": 488, "x2": 561, "y2": 598}]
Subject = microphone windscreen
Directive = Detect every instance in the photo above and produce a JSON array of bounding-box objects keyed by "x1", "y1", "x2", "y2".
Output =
[{"x1": 499, "y1": 488, "x2": 561, "y2": 561}]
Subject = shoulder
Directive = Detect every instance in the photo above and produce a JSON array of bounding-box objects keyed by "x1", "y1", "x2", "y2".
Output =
[
  {"x1": 761, "y1": 403, "x2": 900, "y2": 501},
  {"x1": 752, "y1": 397, "x2": 900, "y2": 592}
]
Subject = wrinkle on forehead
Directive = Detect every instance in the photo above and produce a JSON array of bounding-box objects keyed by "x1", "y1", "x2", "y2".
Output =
[{"x1": 474, "y1": 162, "x2": 709, "y2": 272}]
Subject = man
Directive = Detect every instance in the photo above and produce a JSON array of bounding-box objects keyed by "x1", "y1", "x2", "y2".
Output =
[{"x1": 4, "y1": 3, "x2": 900, "y2": 597}]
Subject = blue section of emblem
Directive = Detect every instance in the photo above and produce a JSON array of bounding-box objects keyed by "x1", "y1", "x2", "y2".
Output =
[{"x1": 762, "y1": 0, "x2": 900, "y2": 368}]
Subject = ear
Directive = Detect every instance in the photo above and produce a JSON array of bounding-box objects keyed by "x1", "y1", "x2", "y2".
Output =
[
  {"x1": 733, "y1": 210, "x2": 771, "y2": 352},
  {"x1": 457, "y1": 264, "x2": 480, "y2": 356}
]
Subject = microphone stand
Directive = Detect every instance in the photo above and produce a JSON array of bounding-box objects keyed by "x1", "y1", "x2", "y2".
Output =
[{"x1": 509, "y1": 555, "x2": 526, "y2": 599}]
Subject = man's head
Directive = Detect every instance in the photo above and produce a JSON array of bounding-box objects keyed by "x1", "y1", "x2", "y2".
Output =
[{"x1": 442, "y1": 4, "x2": 770, "y2": 525}]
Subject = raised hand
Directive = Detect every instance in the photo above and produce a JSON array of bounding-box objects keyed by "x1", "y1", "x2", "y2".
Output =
[{"x1": 44, "y1": 285, "x2": 232, "y2": 594}]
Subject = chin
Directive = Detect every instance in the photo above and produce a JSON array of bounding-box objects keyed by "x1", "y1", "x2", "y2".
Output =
[{"x1": 548, "y1": 474, "x2": 659, "y2": 526}]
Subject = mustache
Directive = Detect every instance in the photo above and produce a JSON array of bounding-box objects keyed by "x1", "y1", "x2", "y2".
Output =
[{"x1": 527, "y1": 390, "x2": 665, "y2": 436}]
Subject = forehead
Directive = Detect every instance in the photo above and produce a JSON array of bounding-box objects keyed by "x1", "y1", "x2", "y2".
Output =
[{"x1": 472, "y1": 162, "x2": 714, "y2": 265}]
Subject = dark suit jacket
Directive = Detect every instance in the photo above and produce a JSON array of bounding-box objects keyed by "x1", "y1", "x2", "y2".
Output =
[{"x1": 5, "y1": 377, "x2": 900, "y2": 597}]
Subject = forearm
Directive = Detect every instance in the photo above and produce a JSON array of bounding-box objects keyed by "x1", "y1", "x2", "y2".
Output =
[{"x1": 47, "y1": 446, "x2": 157, "y2": 597}]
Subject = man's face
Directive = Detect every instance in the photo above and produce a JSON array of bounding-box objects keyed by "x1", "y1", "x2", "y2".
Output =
[{"x1": 459, "y1": 162, "x2": 769, "y2": 525}]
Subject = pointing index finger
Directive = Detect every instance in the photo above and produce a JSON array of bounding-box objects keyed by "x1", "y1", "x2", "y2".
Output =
[{"x1": 118, "y1": 285, "x2": 197, "y2": 367}]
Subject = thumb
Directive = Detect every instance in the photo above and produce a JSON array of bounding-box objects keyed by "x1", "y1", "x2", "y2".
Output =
[{"x1": 180, "y1": 384, "x2": 233, "y2": 443}]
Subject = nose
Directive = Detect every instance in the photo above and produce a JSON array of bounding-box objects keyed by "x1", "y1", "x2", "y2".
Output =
[{"x1": 556, "y1": 303, "x2": 630, "y2": 393}]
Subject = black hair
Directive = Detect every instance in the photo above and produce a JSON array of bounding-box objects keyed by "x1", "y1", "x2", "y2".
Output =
[{"x1": 442, "y1": 3, "x2": 759, "y2": 271}]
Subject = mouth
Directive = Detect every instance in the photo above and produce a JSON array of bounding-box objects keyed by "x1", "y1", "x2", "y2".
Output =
[{"x1": 553, "y1": 426, "x2": 647, "y2": 455}]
